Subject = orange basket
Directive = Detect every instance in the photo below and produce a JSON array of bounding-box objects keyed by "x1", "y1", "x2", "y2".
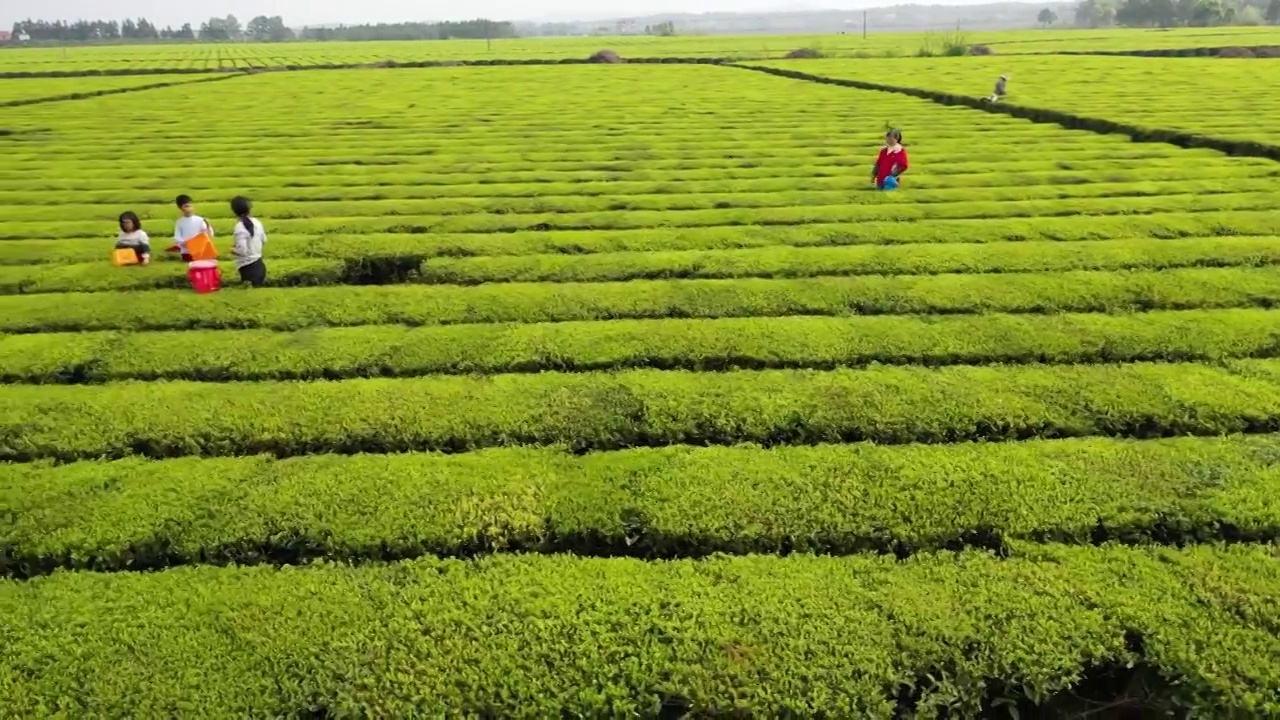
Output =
[{"x1": 184, "y1": 232, "x2": 218, "y2": 261}]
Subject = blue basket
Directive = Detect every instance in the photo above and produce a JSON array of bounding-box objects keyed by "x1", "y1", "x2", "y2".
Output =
[{"x1": 881, "y1": 175, "x2": 899, "y2": 191}]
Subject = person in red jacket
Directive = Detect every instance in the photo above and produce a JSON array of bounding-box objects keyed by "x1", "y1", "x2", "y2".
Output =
[{"x1": 871, "y1": 129, "x2": 909, "y2": 190}]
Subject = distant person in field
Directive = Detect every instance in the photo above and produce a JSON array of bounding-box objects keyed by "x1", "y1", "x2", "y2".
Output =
[
  {"x1": 871, "y1": 129, "x2": 908, "y2": 190},
  {"x1": 230, "y1": 196, "x2": 268, "y2": 287},
  {"x1": 985, "y1": 74, "x2": 1008, "y2": 103},
  {"x1": 115, "y1": 211, "x2": 151, "y2": 265},
  {"x1": 172, "y1": 194, "x2": 213, "y2": 262}
]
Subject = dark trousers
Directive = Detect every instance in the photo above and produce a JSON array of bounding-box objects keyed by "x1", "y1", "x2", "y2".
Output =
[{"x1": 238, "y1": 259, "x2": 267, "y2": 287}]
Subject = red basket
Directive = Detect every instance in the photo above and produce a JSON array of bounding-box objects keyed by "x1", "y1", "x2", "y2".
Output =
[{"x1": 187, "y1": 260, "x2": 222, "y2": 294}]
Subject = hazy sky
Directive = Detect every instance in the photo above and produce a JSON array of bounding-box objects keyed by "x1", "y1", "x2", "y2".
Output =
[{"x1": 3, "y1": 0, "x2": 1006, "y2": 30}]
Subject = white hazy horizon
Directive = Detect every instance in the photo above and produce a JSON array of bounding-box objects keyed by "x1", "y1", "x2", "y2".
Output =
[{"x1": 4, "y1": 0, "x2": 1041, "y2": 32}]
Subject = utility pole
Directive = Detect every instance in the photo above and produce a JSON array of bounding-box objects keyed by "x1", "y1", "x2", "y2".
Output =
[
  {"x1": 486, "y1": 21, "x2": 492, "y2": 52},
  {"x1": 863, "y1": 10, "x2": 867, "y2": 39}
]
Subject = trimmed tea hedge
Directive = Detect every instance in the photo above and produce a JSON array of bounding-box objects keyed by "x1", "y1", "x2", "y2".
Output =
[
  {"x1": 4, "y1": 361, "x2": 1280, "y2": 461},
  {"x1": 6, "y1": 234, "x2": 1280, "y2": 293},
  {"x1": 20, "y1": 173, "x2": 1280, "y2": 224},
  {"x1": 3, "y1": 308, "x2": 1279, "y2": 383},
  {"x1": 1, "y1": 164, "x2": 1274, "y2": 217},
  {"x1": 2, "y1": 545, "x2": 1279, "y2": 716},
  {"x1": 2, "y1": 266, "x2": 1277, "y2": 333},
  {"x1": 12, "y1": 189, "x2": 1280, "y2": 240},
  {"x1": 9, "y1": 172, "x2": 1280, "y2": 230},
  {"x1": 3, "y1": 435, "x2": 1279, "y2": 576}
]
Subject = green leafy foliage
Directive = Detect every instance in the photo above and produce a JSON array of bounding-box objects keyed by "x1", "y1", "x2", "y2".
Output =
[
  {"x1": 5, "y1": 360, "x2": 1280, "y2": 461},
  {"x1": 3, "y1": 266, "x2": 1279, "y2": 333},
  {"x1": 2, "y1": 435, "x2": 1279, "y2": 574},
  {"x1": 3, "y1": 308, "x2": 1280, "y2": 382},
  {"x1": 12, "y1": 187, "x2": 1280, "y2": 240},
  {"x1": 760, "y1": 55, "x2": 1280, "y2": 148},
  {"x1": 6, "y1": 234, "x2": 1280, "y2": 293},
  {"x1": 2, "y1": 546, "x2": 1279, "y2": 716},
  {"x1": 5, "y1": 55, "x2": 1280, "y2": 717}
]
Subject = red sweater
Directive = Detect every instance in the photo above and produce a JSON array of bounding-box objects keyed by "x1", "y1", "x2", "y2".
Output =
[{"x1": 874, "y1": 146, "x2": 909, "y2": 184}]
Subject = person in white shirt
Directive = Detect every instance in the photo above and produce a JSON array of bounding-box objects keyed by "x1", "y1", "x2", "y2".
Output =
[
  {"x1": 230, "y1": 195, "x2": 267, "y2": 287},
  {"x1": 173, "y1": 194, "x2": 212, "y2": 262},
  {"x1": 114, "y1": 211, "x2": 151, "y2": 265}
]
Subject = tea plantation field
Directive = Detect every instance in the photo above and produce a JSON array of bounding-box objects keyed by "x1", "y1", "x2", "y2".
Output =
[
  {"x1": 4, "y1": 25, "x2": 1280, "y2": 74},
  {"x1": 2, "y1": 54, "x2": 1280, "y2": 716},
  {"x1": 756, "y1": 55, "x2": 1280, "y2": 147},
  {"x1": 0, "y1": 73, "x2": 218, "y2": 104}
]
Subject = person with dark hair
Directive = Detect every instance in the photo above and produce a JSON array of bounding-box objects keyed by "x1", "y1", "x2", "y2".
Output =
[
  {"x1": 871, "y1": 129, "x2": 909, "y2": 190},
  {"x1": 230, "y1": 196, "x2": 267, "y2": 287},
  {"x1": 173, "y1": 194, "x2": 212, "y2": 262},
  {"x1": 115, "y1": 211, "x2": 151, "y2": 265}
]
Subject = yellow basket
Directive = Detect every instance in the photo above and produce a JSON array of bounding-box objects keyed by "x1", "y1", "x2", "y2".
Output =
[{"x1": 112, "y1": 248, "x2": 139, "y2": 266}]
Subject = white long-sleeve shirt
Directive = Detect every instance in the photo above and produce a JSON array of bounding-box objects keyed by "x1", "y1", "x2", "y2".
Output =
[
  {"x1": 174, "y1": 214, "x2": 211, "y2": 250},
  {"x1": 231, "y1": 217, "x2": 267, "y2": 269},
  {"x1": 116, "y1": 229, "x2": 150, "y2": 248}
]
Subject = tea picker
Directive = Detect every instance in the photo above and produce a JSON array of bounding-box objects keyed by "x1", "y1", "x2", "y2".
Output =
[{"x1": 982, "y1": 74, "x2": 1008, "y2": 103}]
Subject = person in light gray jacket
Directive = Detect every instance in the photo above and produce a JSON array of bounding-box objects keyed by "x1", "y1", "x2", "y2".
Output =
[{"x1": 230, "y1": 196, "x2": 267, "y2": 287}]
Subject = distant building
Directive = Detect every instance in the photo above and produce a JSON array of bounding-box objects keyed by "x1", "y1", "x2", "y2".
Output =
[{"x1": 0, "y1": 31, "x2": 12, "y2": 43}]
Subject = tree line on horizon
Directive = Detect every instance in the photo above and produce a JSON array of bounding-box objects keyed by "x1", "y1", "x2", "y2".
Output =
[
  {"x1": 7, "y1": 17, "x2": 516, "y2": 43},
  {"x1": 1072, "y1": 0, "x2": 1280, "y2": 27}
]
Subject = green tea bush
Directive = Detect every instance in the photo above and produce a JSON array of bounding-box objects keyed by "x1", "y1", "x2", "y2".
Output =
[
  {"x1": 3, "y1": 435, "x2": 1279, "y2": 575},
  {"x1": 4, "y1": 208, "x2": 1275, "y2": 267},
  {"x1": 3, "y1": 308, "x2": 1278, "y2": 382},
  {"x1": 4, "y1": 361, "x2": 1280, "y2": 461},
  {"x1": 2, "y1": 267, "x2": 1277, "y2": 333},
  {"x1": 5, "y1": 59, "x2": 1280, "y2": 717},
  {"x1": 10, "y1": 189, "x2": 1280, "y2": 239},
  {"x1": 5, "y1": 235, "x2": 1280, "y2": 293},
  {"x1": 1, "y1": 546, "x2": 1278, "y2": 716},
  {"x1": 757, "y1": 55, "x2": 1280, "y2": 148}
]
